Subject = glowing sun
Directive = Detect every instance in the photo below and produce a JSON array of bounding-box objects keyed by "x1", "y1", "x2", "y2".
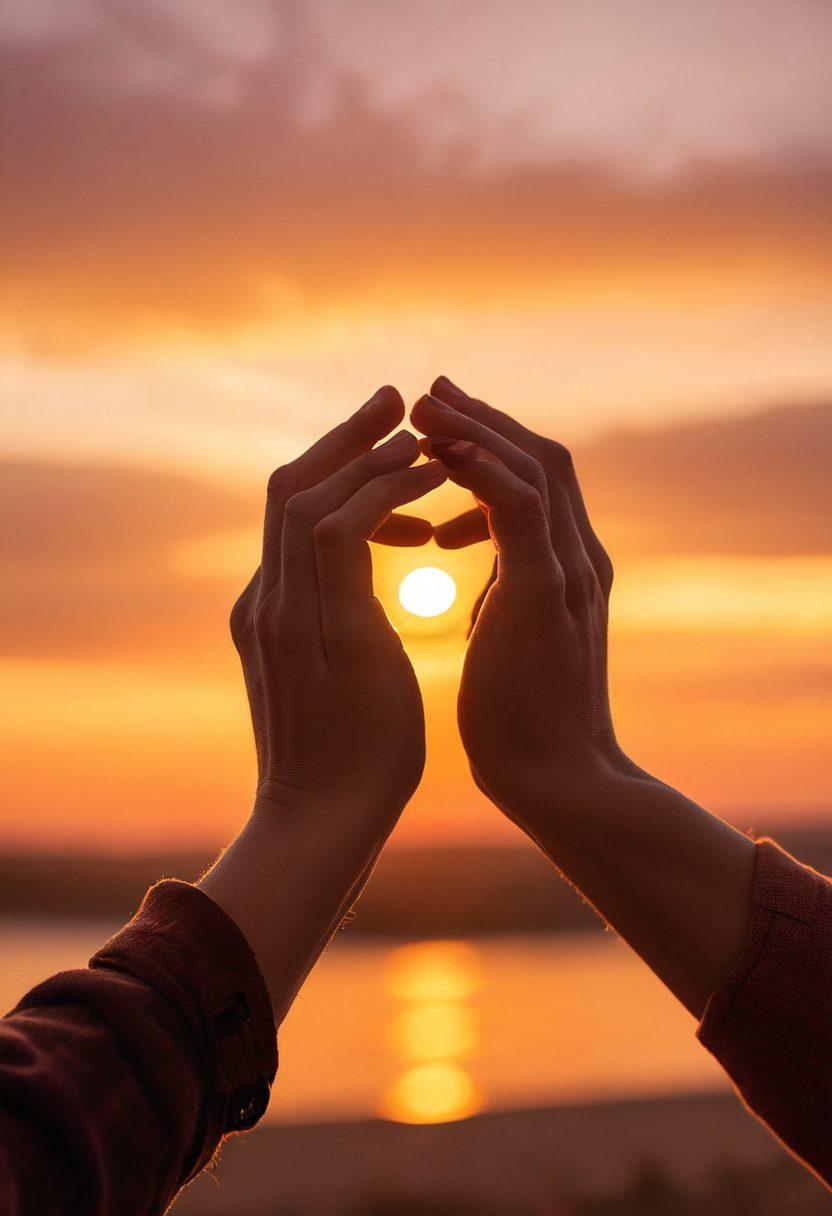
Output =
[{"x1": 398, "y1": 566, "x2": 457, "y2": 618}]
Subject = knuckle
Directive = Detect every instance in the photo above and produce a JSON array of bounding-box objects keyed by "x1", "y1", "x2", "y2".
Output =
[
  {"x1": 525, "y1": 456, "x2": 549, "y2": 500},
  {"x1": 563, "y1": 556, "x2": 601, "y2": 610},
  {"x1": 596, "y1": 547, "x2": 614, "y2": 594},
  {"x1": 267, "y1": 464, "x2": 293, "y2": 499},
  {"x1": 515, "y1": 481, "x2": 548, "y2": 529},
  {"x1": 282, "y1": 489, "x2": 317, "y2": 530},
  {"x1": 548, "y1": 559, "x2": 567, "y2": 593},
  {"x1": 541, "y1": 438, "x2": 573, "y2": 471},
  {"x1": 252, "y1": 591, "x2": 277, "y2": 642},
  {"x1": 229, "y1": 591, "x2": 251, "y2": 648},
  {"x1": 313, "y1": 514, "x2": 347, "y2": 549}
]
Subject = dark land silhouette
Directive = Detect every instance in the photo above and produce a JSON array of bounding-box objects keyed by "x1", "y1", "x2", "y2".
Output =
[
  {"x1": 3, "y1": 823, "x2": 830, "y2": 937},
  {"x1": 171, "y1": 1091, "x2": 832, "y2": 1216}
]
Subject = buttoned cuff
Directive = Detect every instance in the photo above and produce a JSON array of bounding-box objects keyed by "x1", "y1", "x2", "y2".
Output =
[{"x1": 91, "y1": 879, "x2": 277, "y2": 1174}]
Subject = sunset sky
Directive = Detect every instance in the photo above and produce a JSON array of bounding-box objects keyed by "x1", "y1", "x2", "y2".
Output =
[{"x1": 1, "y1": 0, "x2": 831, "y2": 850}]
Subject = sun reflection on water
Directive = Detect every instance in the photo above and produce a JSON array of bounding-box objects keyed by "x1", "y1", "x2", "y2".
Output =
[
  {"x1": 390, "y1": 1002, "x2": 478, "y2": 1060},
  {"x1": 383, "y1": 940, "x2": 483, "y2": 1124}
]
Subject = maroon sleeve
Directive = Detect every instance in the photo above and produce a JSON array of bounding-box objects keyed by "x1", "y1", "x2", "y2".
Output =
[
  {"x1": 0, "y1": 880, "x2": 277, "y2": 1216},
  {"x1": 698, "y1": 838, "x2": 832, "y2": 1187}
]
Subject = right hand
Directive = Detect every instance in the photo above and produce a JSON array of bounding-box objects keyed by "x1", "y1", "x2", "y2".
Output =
[
  {"x1": 413, "y1": 377, "x2": 756, "y2": 1020},
  {"x1": 411, "y1": 376, "x2": 634, "y2": 842}
]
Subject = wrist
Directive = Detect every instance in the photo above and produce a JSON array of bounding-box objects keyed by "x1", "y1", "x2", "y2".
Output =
[
  {"x1": 200, "y1": 787, "x2": 404, "y2": 1023},
  {"x1": 493, "y1": 748, "x2": 650, "y2": 843},
  {"x1": 529, "y1": 766, "x2": 717, "y2": 885},
  {"x1": 250, "y1": 778, "x2": 406, "y2": 840}
]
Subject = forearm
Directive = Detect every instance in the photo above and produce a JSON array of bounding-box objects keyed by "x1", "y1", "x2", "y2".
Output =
[
  {"x1": 198, "y1": 791, "x2": 399, "y2": 1025},
  {"x1": 533, "y1": 771, "x2": 756, "y2": 1017}
]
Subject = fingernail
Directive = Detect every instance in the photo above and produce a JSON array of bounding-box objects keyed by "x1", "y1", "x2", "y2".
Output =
[
  {"x1": 383, "y1": 429, "x2": 415, "y2": 451},
  {"x1": 431, "y1": 439, "x2": 475, "y2": 469},
  {"x1": 417, "y1": 460, "x2": 448, "y2": 481},
  {"x1": 361, "y1": 385, "x2": 392, "y2": 412},
  {"x1": 416, "y1": 392, "x2": 452, "y2": 412},
  {"x1": 434, "y1": 375, "x2": 466, "y2": 400}
]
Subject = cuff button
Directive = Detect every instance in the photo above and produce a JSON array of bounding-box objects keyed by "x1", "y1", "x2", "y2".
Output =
[{"x1": 224, "y1": 1080, "x2": 270, "y2": 1131}]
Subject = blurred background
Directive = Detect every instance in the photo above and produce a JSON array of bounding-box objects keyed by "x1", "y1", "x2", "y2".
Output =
[{"x1": 1, "y1": 1, "x2": 831, "y2": 1211}]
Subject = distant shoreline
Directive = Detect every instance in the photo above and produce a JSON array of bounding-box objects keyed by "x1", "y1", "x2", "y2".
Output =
[
  {"x1": 2, "y1": 824, "x2": 831, "y2": 935},
  {"x1": 172, "y1": 1089, "x2": 830, "y2": 1215}
]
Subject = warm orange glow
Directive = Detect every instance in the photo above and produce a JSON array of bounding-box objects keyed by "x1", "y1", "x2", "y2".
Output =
[
  {"x1": 389, "y1": 1003, "x2": 478, "y2": 1061},
  {"x1": 383, "y1": 940, "x2": 483, "y2": 1124},
  {"x1": 385, "y1": 942, "x2": 481, "y2": 1004},
  {"x1": 1, "y1": 2, "x2": 831, "y2": 852},
  {"x1": 383, "y1": 1063, "x2": 481, "y2": 1125}
]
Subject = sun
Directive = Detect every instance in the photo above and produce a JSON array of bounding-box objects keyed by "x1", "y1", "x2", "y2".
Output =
[{"x1": 398, "y1": 566, "x2": 457, "y2": 618}]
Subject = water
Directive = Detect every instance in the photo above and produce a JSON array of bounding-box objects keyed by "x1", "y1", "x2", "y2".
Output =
[{"x1": 0, "y1": 919, "x2": 726, "y2": 1124}]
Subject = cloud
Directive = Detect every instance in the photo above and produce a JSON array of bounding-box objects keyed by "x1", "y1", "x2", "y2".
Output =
[
  {"x1": 4, "y1": 0, "x2": 832, "y2": 171},
  {"x1": 0, "y1": 461, "x2": 256, "y2": 657},
  {"x1": 315, "y1": 0, "x2": 832, "y2": 174},
  {"x1": 580, "y1": 401, "x2": 832, "y2": 556},
  {"x1": 2, "y1": 0, "x2": 831, "y2": 345}
]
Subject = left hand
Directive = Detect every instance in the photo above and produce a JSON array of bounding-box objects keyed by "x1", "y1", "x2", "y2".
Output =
[
  {"x1": 201, "y1": 386, "x2": 445, "y2": 1019},
  {"x1": 232, "y1": 385, "x2": 443, "y2": 816}
]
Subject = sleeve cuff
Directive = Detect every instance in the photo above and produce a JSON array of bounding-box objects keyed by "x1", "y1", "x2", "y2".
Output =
[
  {"x1": 698, "y1": 836, "x2": 828, "y2": 1065},
  {"x1": 91, "y1": 880, "x2": 278, "y2": 1169},
  {"x1": 700, "y1": 836, "x2": 827, "y2": 1045}
]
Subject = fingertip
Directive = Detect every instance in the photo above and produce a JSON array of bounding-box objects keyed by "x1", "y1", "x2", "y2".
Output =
[
  {"x1": 371, "y1": 513, "x2": 434, "y2": 546},
  {"x1": 414, "y1": 456, "x2": 448, "y2": 484},
  {"x1": 398, "y1": 516, "x2": 434, "y2": 545},
  {"x1": 409, "y1": 393, "x2": 430, "y2": 431},
  {"x1": 361, "y1": 384, "x2": 405, "y2": 423},
  {"x1": 434, "y1": 507, "x2": 490, "y2": 550},
  {"x1": 432, "y1": 521, "x2": 460, "y2": 549},
  {"x1": 410, "y1": 392, "x2": 453, "y2": 433},
  {"x1": 431, "y1": 374, "x2": 466, "y2": 401},
  {"x1": 378, "y1": 428, "x2": 420, "y2": 460},
  {"x1": 380, "y1": 384, "x2": 405, "y2": 413},
  {"x1": 430, "y1": 438, "x2": 478, "y2": 469}
]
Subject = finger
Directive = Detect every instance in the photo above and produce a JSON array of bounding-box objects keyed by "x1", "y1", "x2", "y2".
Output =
[
  {"x1": 314, "y1": 462, "x2": 447, "y2": 646},
  {"x1": 416, "y1": 388, "x2": 586, "y2": 573},
  {"x1": 431, "y1": 443, "x2": 557, "y2": 593},
  {"x1": 432, "y1": 507, "x2": 489, "y2": 549},
  {"x1": 371, "y1": 513, "x2": 433, "y2": 546},
  {"x1": 432, "y1": 374, "x2": 537, "y2": 449},
  {"x1": 411, "y1": 393, "x2": 548, "y2": 506},
  {"x1": 261, "y1": 384, "x2": 405, "y2": 588},
  {"x1": 431, "y1": 375, "x2": 609, "y2": 584},
  {"x1": 279, "y1": 430, "x2": 422, "y2": 630}
]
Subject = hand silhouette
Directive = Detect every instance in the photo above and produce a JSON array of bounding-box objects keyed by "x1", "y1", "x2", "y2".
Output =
[
  {"x1": 202, "y1": 386, "x2": 445, "y2": 1018},
  {"x1": 231, "y1": 385, "x2": 444, "y2": 815},
  {"x1": 411, "y1": 376, "x2": 626, "y2": 839},
  {"x1": 412, "y1": 376, "x2": 755, "y2": 1018}
]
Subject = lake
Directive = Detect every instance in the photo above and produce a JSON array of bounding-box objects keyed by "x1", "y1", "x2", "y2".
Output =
[{"x1": 0, "y1": 918, "x2": 727, "y2": 1124}]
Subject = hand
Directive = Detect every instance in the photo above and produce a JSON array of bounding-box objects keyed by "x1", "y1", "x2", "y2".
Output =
[
  {"x1": 233, "y1": 384, "x2": 443, "y2": 815},
  {"x1": 411, "y1": 376, "x2": 627, "y2": 841},
  {"x1": 412, "y1": 376, "x2": 755, "y2": 1017},
  {"x1": 202, "y1": 386, "x2": 446, "y2": 1018}
]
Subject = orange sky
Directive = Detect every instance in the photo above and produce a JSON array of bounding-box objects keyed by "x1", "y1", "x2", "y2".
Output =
[{"x1": 1, "y1": 0, "x2": 831, "y2": 850}]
